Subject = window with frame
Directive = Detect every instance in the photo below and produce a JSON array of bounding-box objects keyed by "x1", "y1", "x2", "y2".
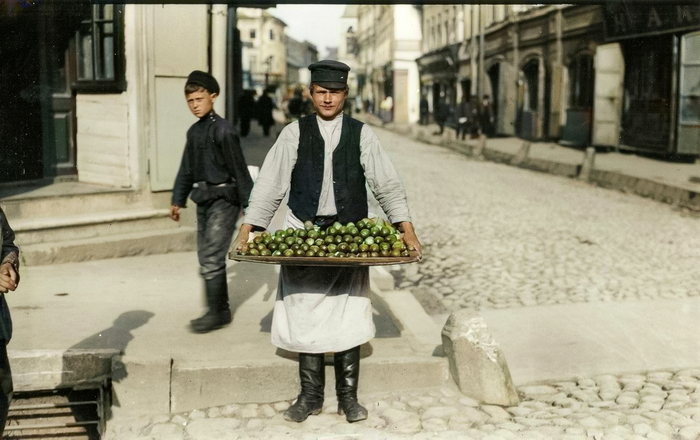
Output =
[
  {"x1": 75, "y1": 4, "x2": 125, "y2": 93},
  {"x1": 250, "y1": 29, "x2": 256, "y2": 39},
  {"x1": 269, "y1": 29, "x2": 274, "y2": 41}
]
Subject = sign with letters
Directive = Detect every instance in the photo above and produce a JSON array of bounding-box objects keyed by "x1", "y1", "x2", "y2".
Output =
[{"x1": 603, "y1": 3, "x2": 700, "y2": 41}]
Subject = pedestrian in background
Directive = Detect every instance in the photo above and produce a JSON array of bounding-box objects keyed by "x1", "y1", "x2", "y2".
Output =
[
  {"x1": 480, "y1": 94, "x2": 495, "y2": 137},
  {"x1": 433, "y1": 99, "x2": 449, "y2": 135},
  {"x1": 0, "y1": 206, "x2": 20, "y2": 436},
  {"x1": 170, "y1": 70, "x2": 253, "y2": 334},
  {"x1": 237, "y1": 89, "x2": 256, "y2": 137},
  {"x1": 256, "y1": 87, "x2": 276, "y2": 137},
  {"x1": 379, "y1": 95, "x2": 393, "y2": 125},
  {"x1": 419, "y1": 95, "x2": 430, "y2": 125},
  {"x1": 470, "y1": 95, "x2": 481, "y2": 138},
  {"x1": 454, "y1": 95, "x2": 471, "y2": 141},
  {"x1": 288, "y1": 88, "x2": 305, "y2": 121},
  {"x1": 233, "y1": 60, "x2": 422, "y2": 424}
]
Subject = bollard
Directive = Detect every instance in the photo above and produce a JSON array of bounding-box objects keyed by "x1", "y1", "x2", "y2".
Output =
[
  {"x1": 578, "y1": 146, "x2": 596, "y2": 182},
  {"x1": 511, "y1": 141, "x2": 530, "y2": 165},
  {"x1": 441, "y1": 309, "x2": 520, "y2": 406}
]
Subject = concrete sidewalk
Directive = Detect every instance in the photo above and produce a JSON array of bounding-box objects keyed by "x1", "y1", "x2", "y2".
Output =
[{"x1": 6, "y1": 251, "x2": 448, "y2": 416}]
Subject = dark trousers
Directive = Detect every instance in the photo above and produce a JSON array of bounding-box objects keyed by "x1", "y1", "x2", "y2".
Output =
[
  {"x1": 456, "y1": 122, "x2": 470, "y2": 140},
  {"x1": 196, "y1": 198, "x2": 240, "y2": 281},
  {"x1": 0, "y1": 341, "x2": 12, "y2": 437},
  {"x1": 240, "y1": 118, "x2": 251, "y2": 137}
]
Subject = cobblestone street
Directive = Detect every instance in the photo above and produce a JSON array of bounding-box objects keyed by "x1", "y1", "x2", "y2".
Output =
[
  {"x1": 104, "y1": 127, "x2": 700, "y2": 439},
  {"x1": 378, "y1": 128, "x2": 700, "y2": 315},
  {"x1": 107, "y1": 369, "x2": 700, "y2": 439}
]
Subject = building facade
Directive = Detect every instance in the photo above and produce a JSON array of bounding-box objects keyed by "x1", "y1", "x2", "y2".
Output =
[
  {"x1": 284, "y1": 35, "x2": 318, "y2": 89},
  {"x1": 0, "y1": 3, "x2": 235, "y2": 190},
  {"x1": 237, "y1": 8, "x2": 287, "y2": 95},
  {"x1": 338, "y1": 5, "x2": 359, "y2": 98},
  {"x1": 356, "y1": 5, "x2": 423, "y2": 124},
  {"x1": 415, "y1": 3, "x2": 700, "y2": 156}
]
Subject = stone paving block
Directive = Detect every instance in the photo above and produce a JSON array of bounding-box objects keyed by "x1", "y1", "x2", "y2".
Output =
[
  {"x1": 111, "y1": 355, "x2": 171, "y2": 416},
  {"x1": 441, "y1": 309, "x2": 519, "y2": 406},
  {"x1": 170, "y1": 359, "x2": 298, "y2": 413}
]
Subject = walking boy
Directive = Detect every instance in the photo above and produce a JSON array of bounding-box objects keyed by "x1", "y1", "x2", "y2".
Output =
[{"x1": 170, "y1": 70, "x2": 253, "y2": 334}]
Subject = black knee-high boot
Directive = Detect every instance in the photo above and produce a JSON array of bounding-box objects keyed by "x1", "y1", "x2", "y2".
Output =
[
  {"x1": 284, "y1": 353, "x2": 325, "y2": 422},
  {"x1": 190, "y1": 273, "x2": 232, "y2": 333},
  {"x1": 334, "y1": 346, "x2": 367, "y2": 422}
]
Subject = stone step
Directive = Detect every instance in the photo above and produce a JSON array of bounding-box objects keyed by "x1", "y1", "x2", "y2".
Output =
[
  {"x1": 20, "y1": 226, "x2": 197, "y2": 266},
  {"x1": 1, "y1": 186, "x2": 155, "y2": 221},
  {"x1": 167, "y1": 354, "x2": 449, "y2": 413},
  {"x1": 13, "y1": 209, "x2": 177, "y2": 245}
]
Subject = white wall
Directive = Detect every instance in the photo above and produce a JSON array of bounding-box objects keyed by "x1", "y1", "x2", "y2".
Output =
[{"x1": 394, "y1": 5, "x2": 422, "y2": 123}]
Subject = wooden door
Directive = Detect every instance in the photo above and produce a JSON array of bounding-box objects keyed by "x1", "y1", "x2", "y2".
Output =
[{"x1": 148, "y1": 5, "x2": 209, "y2": 191}]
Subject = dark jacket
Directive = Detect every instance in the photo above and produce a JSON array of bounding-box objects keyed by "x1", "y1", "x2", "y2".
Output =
[
  {"x1": 455, "y1": 101, "x2": 472, "y2": 121},
  {"x1": 1, "y1": 208, "x2": 19, "y2": 341},
  {"x1": 237, "y1": 93, "x2": 256, "y2": 121},
  {"x1": 256, "y1": 94, "x2": 276, "y2": 126},
  {"x1": 288, "y1": 114, "x2": 367, "y2": 224},
  {"x1": 172, "y1": 112, "x2": 253, "y2": 208}
]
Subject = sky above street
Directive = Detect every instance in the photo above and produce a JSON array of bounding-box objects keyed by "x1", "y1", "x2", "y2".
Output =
[{"x1": 269, "y1": 4, "x2": 346, "y2": 58}]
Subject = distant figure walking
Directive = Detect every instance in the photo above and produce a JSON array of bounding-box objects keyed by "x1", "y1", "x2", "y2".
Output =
[
  {"x1": 288, "y1": 88, "x2": 305, "y2": 121},
  {"x1": 433, "y1": 100, "x2": 449, "y2": 135},
  {"x1": 379, "y1": 95, "x2": 393, "y2": 125},
  {"x1": 419, "y1": 96, "x2": 429, "y2": 126},
  {"x1": 480, "y1": 94, "x2": 495, "y2": 137},
  {"x1": 256, "y1": 88, "x2": 276, "y2": 137},
  {"x1": 237, "y1": 89, "x2": 256, "y2": 137},
  {"x1": 454, "y1": 96, "x2": 472, "y2": 141}
]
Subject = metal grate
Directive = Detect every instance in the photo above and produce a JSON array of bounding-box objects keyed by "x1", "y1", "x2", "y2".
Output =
[{"x1": 4, "y1": 385, "x2": 109, "y2": 440}]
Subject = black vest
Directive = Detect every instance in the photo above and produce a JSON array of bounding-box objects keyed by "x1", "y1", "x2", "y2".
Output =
[{"x1": 288, "y1": 114, "x2": 367, "y2": 223}]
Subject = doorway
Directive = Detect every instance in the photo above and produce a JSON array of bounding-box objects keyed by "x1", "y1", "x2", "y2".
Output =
[{"x1": 620, "y1": 35, "x2": 674, "y2": 152}]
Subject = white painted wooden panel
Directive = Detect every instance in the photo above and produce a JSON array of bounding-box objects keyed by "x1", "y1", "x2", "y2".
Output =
[
  {"x1": 153, "y1": 5, "x2": 208, "y2": 77},
  {"x1": 76, "y1": 94, "x2": 130, "y2": 187}
]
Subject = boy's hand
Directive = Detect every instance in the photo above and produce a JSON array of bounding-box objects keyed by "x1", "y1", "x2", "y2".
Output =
[
  {"x1": 169, "y1": 205, "x2": 181, "y2": 222},
  {"x1": 231, "y1": 224, "x2": 254, "y2": 254},
  {"x1": 0, "y1": 262, "x2": 18, "y2": 293},
  {"x1": 397, "y1": 221, "x2": 423, "y2": 258}
]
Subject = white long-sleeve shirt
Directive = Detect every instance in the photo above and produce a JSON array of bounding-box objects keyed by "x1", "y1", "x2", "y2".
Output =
[{"x1": 244, "y1": 113, "x2": 412, "y2": 228}]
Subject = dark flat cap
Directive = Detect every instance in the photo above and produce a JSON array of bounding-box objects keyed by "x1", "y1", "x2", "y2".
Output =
[
  {"x1": 186, "y1": 70, "x2": 220, "y2": 95},
  {"x1": 309, "y1": 60, "x2": 350, "y2": 89}
]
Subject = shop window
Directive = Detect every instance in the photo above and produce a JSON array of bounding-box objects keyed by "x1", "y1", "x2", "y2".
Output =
[
  {"x1": 75, "y1": 4, "x2": 125, "y2": 93},
  {"x1": 568, "y1": 54, "x2": 594, "y2": 109}
]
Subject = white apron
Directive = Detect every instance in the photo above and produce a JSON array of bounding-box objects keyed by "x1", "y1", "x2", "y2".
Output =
[{"x1": 270, "y1": 212, "x2": 375, "y2": 353}]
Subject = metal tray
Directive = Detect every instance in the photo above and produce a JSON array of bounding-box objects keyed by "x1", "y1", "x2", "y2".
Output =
[{"x1": 228, "y1": 250, "x2": 421, "y2": 267}]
